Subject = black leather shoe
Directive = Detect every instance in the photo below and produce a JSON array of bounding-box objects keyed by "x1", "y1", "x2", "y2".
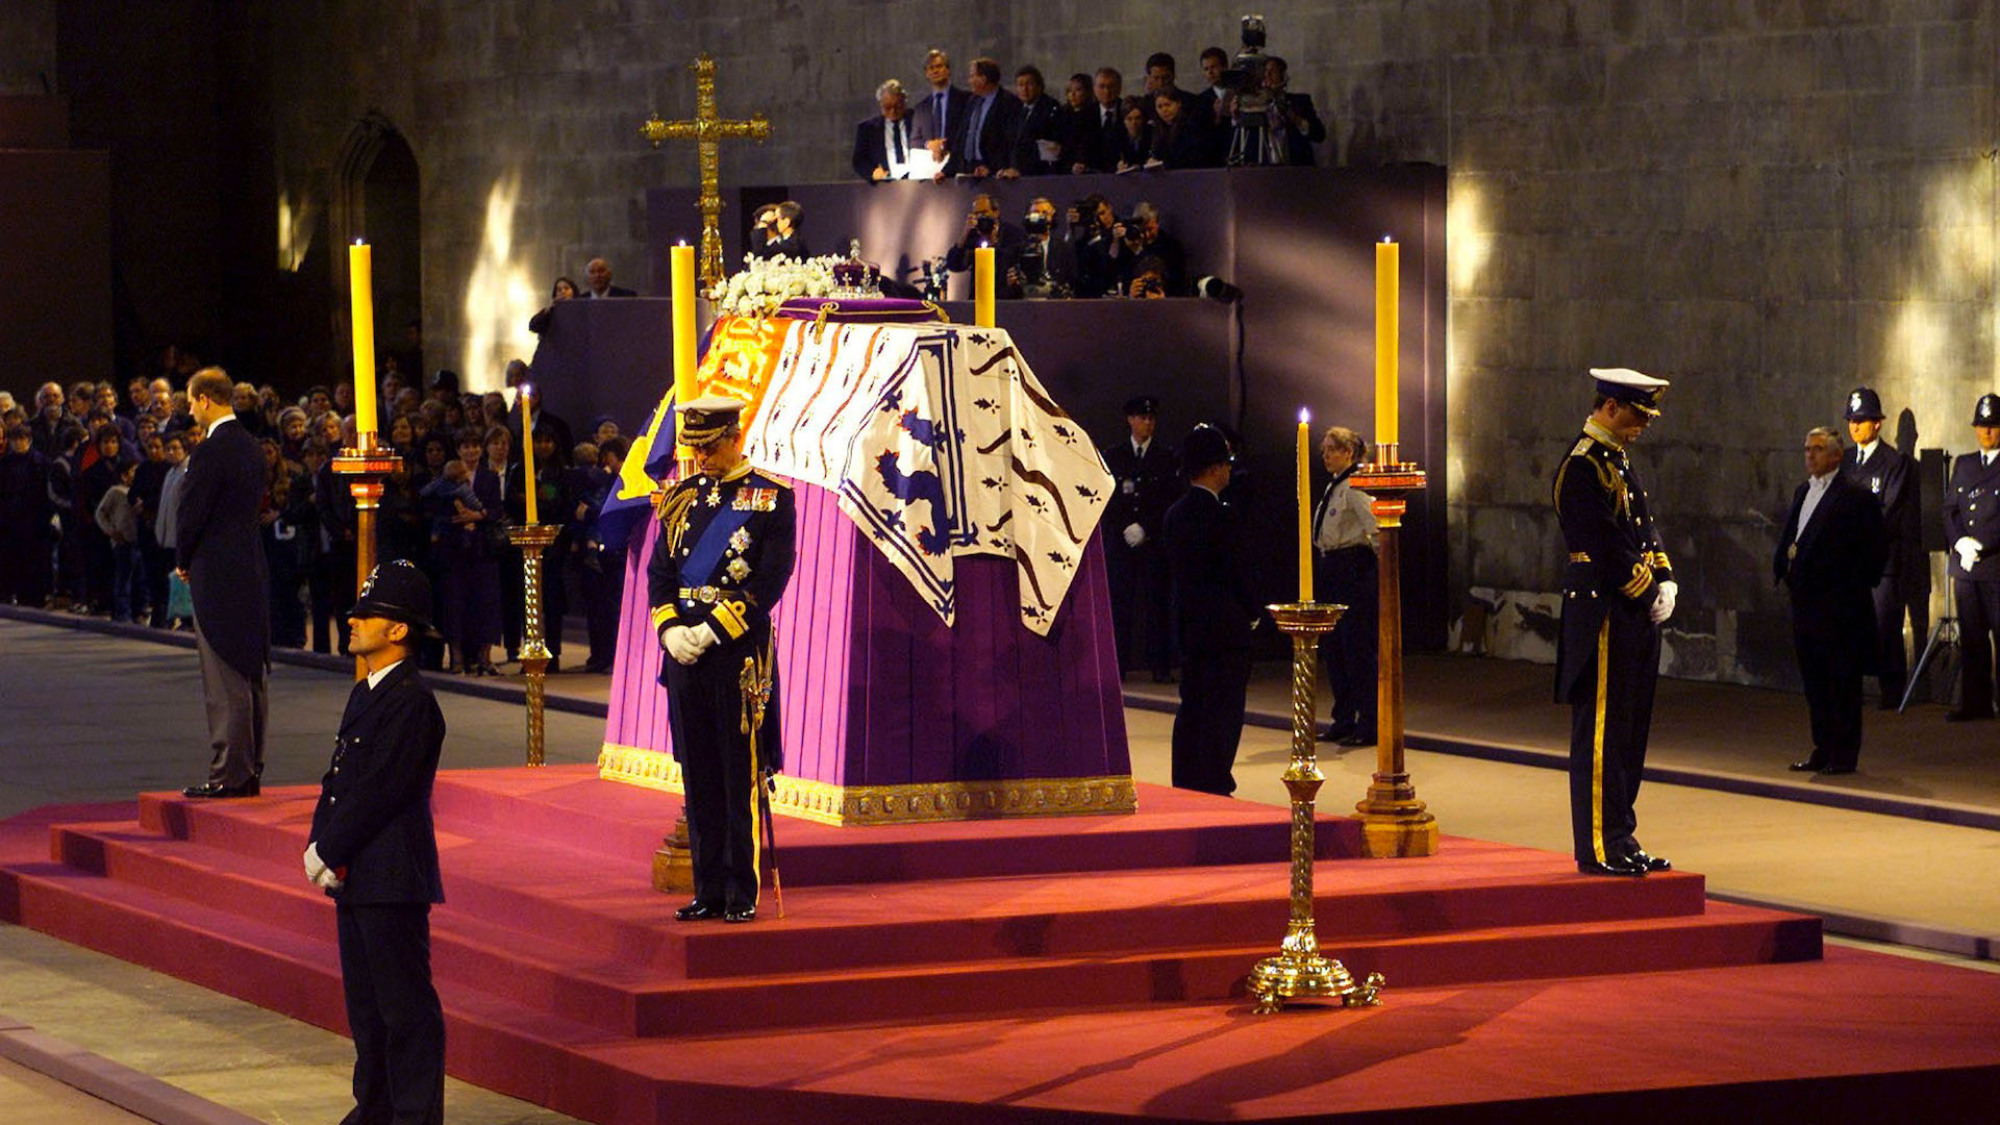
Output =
[
  {"x1": 1628, "y1": 849, "x2": 1672, "y2": 872},
  {"x1": 1577, "y1": 856, "x2": 1647, "y2": 877},
  {"x1": 723, "y1": 905, "x2": 757, "y2": 924},
  {"x1": 674, "y1": 900, "x2": 724, "y2": 922},
  {"x1": 1337, "y1": 731, "x2": 1378, "y2": 747},
  {"x1": 182, "y1": 781, "x2": 258, "y2": 799},
  {"x1": 1816, "y1": 765, "x2": 1856, "y2": 776},
  {"x1": 1319, "y1": 721, "x2": 1355, "y2": 743},
  {"x1": 1788, "y1": 758, "x2": 1826, "y2": 772},
  {"x1": 1945, "y1": 709, "x2": 1995, "y2": 722}
]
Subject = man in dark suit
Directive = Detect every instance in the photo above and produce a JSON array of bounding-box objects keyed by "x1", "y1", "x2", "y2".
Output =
[
  {"x1": 1165, "y1": 424, "x2": 1258, "y2": 796},
  {"x1": 1261, "y1": 57, "x2": 1325, "y2": 166},
  {"x1": 1840, "y1": 387, "x2": 1928, "y2": 706},
  {"x1": 176, "y1": 367, "x2": 271, "y2": 799},
  {"x1": 852, "y1": 79, "x2": 917, "y2": 182},
  {"x1": 648, "y1": 397, "x2": 796, "y2": 923},
  {"x1": 1945, "y1": 393, "x2": 2000, "y2": 722},
  {"x1": 305, "y1": 560, "x2": 447, "y2": 1125},
  {"x1": 909, "y1": 48, "x2": 971, "y2": 177},
  {"x1": 1102, "y1": 397, "x2": 1179, "y2": 683},
  {"x1": 1087, "y1": 68, "x2": 1127, "y2": 172},
  {"x1": 1553, "y1": 368, "x2": 1676, "y2": 877},
  {"x1": 956, "y1": 57, "x2": 1023, "y2": 180},
  {"x1": 583, "y1": 258, "x2": 637, "y2": 298},
  {"x1": 1008, "y1": 66, "x2": 1064, "y2": 176},
  {"x1": 1777, "y1": 427, "x2": 1888, "y2": 774}
]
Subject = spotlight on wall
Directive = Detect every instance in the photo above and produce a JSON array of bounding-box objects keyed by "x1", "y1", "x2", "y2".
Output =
[{"x1": 1194, "y1": 275, "x2": 1244, "y2": 302}]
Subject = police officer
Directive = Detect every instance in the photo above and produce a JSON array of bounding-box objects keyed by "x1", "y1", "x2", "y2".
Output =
[
  {"x1": 1841, "y1": 387, "x2": 1927, "y2": 707},
  {"x1": 647, "y1": 396, "x2": 796, "y2": 922},
  {"x1": 1944, "y1": 393, "x2": 2000, "y2": 722},
  {"x1": 1164, "y1": 424, "x2": 1258, "y2": 796},
  {"x1": 1553, "y1": 368, "x2": 1676, "y2": 877},
  {"x1": 304, "y1": 559, "x2": 447, "y2": 1125},
  {"x1": 1100, "y1": 395, "x2": 1179, "y2": 682}
]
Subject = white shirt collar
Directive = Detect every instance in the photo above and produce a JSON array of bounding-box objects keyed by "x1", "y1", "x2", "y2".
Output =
[
  {"x1": 1858, "y1": 438, "x2": 1880, "y2": 460},
  {"x1": 365, "y1": 659, "x2": 404, "y2": 690},
  {"x1": 206, "y1": 413, "x2": 236, "y2": 439}
]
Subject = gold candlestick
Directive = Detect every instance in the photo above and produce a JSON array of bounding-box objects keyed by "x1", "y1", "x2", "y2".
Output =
[
  {"x1": 331, "y1": 433, "x2": 401, "y2": 681},
  {"x1": 1249, "y1": 601, "x2": 1385, "y2": 1014},
  {"x1": 507, "y1": 524, "x2": 561, "y2": 766},
  {"x1": 1348, "y1": 455, "x2": 1440, "y2": 857}
]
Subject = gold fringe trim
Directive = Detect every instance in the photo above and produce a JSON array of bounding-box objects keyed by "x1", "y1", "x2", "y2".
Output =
[{"x1": 597, "y1": 743, "x2": 1138, "y2": 826}]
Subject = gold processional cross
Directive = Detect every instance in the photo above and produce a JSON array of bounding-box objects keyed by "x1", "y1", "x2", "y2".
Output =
[{"x1": 640, "y1": 54, "x2": 772, "y2": 287}]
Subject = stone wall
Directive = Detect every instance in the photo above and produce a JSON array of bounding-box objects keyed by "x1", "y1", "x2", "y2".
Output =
[{"x1": 56, "y1": 0, "x2": 2000, "y2": 685}]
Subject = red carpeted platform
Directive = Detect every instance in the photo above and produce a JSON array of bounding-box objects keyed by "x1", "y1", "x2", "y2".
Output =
[{"x1": 4, "y1": 765, "x2": 1999, "y2": 1123}]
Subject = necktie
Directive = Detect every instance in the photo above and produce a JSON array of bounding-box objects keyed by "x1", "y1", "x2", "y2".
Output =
[
  {"x1": 1857, "y1": 449, "x2": 1868, "y2": 467},
  {"x1": 969, "y1": 98, "x2": 987, "y2": 161},
  {"x1": 934, "y1": 92, "x2": 945, "y2": 137},
  {"x1": 892, "y1": 119, "x2": 905, "y2": 162}
]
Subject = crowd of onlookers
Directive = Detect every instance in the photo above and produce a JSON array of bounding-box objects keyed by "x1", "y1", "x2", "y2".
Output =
[
  {"x1": 850, "y1": 45, "x2": 1326, "y2": 184},
  {"x1": 0, "y1": 349, "x2": 635, "y2": 677}
]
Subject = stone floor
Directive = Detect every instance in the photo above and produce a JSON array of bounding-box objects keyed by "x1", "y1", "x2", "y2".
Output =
[{"x1": 1, "y1": 615, "x2": 1997, "y2": 1123}]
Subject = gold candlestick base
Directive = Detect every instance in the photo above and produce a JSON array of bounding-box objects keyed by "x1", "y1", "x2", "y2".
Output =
[
  {"x1": 506, "y1": 524, "x2": 562, "y2": 767},
  {"x1": 1248, "y1": 602, "x2": 1385, "y2": 1014}
]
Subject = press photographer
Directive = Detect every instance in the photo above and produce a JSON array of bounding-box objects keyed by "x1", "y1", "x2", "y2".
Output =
[
  {"x1": 1007, "y1": 198, "x2": 1077, "y2": 299},
  {"x1": 1107, "y1": 202, "x2": 1185, "y2": 295},
  {"x1": 944, "y1": 194, "x2": 1026, "y2": 277}
]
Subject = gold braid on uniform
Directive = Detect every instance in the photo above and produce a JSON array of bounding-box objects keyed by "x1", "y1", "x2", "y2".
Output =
[
  {"x1": 1589, "y1": 456, "x2": 1630, "y2": 517},
  {"x1": 657, "y1": 486, "x2": 699, "y2": 557}
]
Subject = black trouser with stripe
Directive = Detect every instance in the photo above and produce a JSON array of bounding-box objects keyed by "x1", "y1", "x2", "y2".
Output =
[
  {"x1": 1568, "y1": 601, "x2": 1660, "y2": 866},
  {"x1": 664, "y1": 644, "x2": 775, "y2": 911}
]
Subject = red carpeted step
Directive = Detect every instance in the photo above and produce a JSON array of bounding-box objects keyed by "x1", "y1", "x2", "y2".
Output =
[
  {"x1": 0, "y1": 854, "x2": 658, "y2": 1123},
  {"x1": 426, "y1": 766, "x2": 1371, "y2": 883},
  {"x1": 619, "y1": 902, "x2": 1819, "y2": 1037}
]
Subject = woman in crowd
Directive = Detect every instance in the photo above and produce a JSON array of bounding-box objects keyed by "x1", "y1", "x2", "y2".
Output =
[{"x1": 529, "y1": 276, "x2": 579, "y2": 334}]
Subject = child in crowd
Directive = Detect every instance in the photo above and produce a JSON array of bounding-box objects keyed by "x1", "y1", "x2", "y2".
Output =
[{"x1": 93, "y1": 458, "x2": 146, "y2": 623}]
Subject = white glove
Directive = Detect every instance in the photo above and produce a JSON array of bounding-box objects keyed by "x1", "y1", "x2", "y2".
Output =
[
  {"x1": 1649, "y1": 580, "x2": 1677, "y2": 624},
  {"x1": 303, "y1": 842, "x2": 327, "y2": 885},
  {"x1": 314, "y1": 867, "x2": 344, "y2": 891},
  {"x1": 662, "y1": 624, "x2": 702, "y2": 665},
  {"x1": 1956, "y1": 536, "x2": 1983, "y2": 571},
  {"x1": 690, "y1": 622, "x2": 720, "y2": 654},
  {"x1": 1122, "y1": 523, "x2": 1145, "y2": 548}
]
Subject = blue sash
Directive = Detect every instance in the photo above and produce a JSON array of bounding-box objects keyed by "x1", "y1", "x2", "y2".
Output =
[{"x1": 680, "y1": 506, "x2": 755, "y2": 591}]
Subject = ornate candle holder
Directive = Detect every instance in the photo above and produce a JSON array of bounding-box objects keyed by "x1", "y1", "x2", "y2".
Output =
[
  {"x1": 1248, "y1": 601, "x2": 1384, "y2": 1014},
  {"x1": 506, "y1": 523, "x2": 561, "y2": 766},
  {"x1": 331, "y1": 432, "x2": 402, "y2": 680},
  {"x1": 1348, "y1": 447, "x2": 1439, "y2": 858}
]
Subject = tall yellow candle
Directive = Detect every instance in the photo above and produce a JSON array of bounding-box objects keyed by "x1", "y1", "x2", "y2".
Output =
[
  {"x1": 974, "y1": 245, "x2": 996, "y2": 327},
  {"x1": 670, "y1": 242, "x2": 698, "y2": 408},
  {"x1": 1375, "y1": 237, "x2": 1398, "y2": 452},
  {"x1": 520, "y1": 385, "x2": 539, "y2": 526},
  {"x1": 1297, "y1": 408, "x2": 1312, "y2": 604},
  {"x1": 348, "y1": 240, "x2": 378, "y2": 437}
]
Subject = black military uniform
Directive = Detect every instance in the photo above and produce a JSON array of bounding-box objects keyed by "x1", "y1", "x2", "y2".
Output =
[
  {"x1": 1164, "y1": 424, "x2": 1258, "y2": 796},
  {"x1": 646, "y1": 397, "x2": 796, "y2": 921},
  {"x1": 306, "y1": 560, "x2": 447, "y2": 1125},
  {"x1": 1100, "y1": 396, "x2": 1180, "y2": 681},
  {"x1": 1840, "y1": 387, "x2": 1928, "y2": 705},
  {"x1": 1553, "y1": 369, "x2": 1675, "y2": 877},
  {"x1": 1944, "y1": 393, "x2": 2000, "y2": 722}
]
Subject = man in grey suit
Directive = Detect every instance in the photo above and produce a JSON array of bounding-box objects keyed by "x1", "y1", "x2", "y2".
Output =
[{"x1": 176, "y1": 367, "x2": 272, "y2": 798}]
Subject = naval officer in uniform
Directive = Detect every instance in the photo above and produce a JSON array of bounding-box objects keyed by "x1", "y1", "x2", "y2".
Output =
[
  {"x1": 647, "y1": 396, "x2": 796, "y2": 923},
  {"x1": 1840, "y1": 387, "x2": 1927, "y2": 706},
  {"x1": 1553, "y1": 368, "x2": 1676, "y2": 877},
  {"x1": 1944, "y1": 393, "x2": 2000, "y2": 722}
]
